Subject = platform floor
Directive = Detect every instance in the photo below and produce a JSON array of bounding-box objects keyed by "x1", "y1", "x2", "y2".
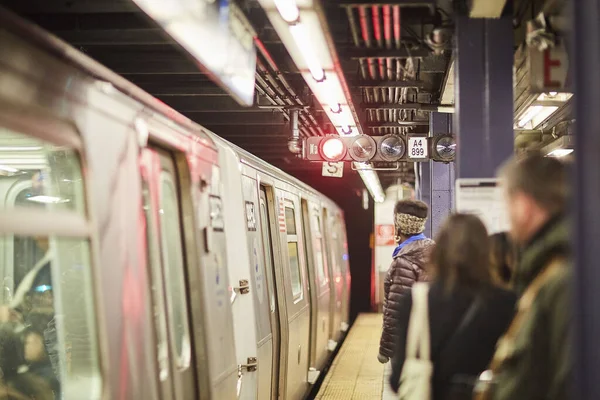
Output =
[{"x1": 315, "y1": 313, "x2": 396, "y2": 400}]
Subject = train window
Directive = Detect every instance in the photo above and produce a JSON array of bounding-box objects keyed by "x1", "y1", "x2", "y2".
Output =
[
  {"x1": 0, "y1": 130, "x2": 85, "y2": 215},
  {"x1": 312, "y1": 214, "x2": 328, "y2": 286},
  {"x1": 285, "y1": 207, "x2": 297, "y2": 235},
  {"x1": 285, "y1": 204, "x2": 303, "y2": 299},
  {"x1": 259, "y1": 199, "x2": 276, "y2": 313},
  {"x1": 141, "y1": 182, "x2": 170, "y2": 382},
  {"x1": 287, "y1": 242, "x2": 302, "y2": 298},
  {"x1": 159, "y1": 171, "x2": 192, "y2": 370},
  {"x1": 0, "y1": 127, "x2": 100, "y2": 399},
  {"x1": 0, "y1": 235, "x2": 101, "y2": 400}
]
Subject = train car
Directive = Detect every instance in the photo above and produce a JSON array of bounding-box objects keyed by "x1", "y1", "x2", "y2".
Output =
[
  {"x1": 209, "y1": 137, "x2": 352, "y2": 399},
  {"x1": 0, "y1": 7, "x2": 350, "y2": 400}
]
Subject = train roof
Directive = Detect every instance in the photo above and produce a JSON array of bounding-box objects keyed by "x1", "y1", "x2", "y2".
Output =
[
  {"x1": 0, "y1": 6, "x2": 342, "y2": 214},
  {"x1": 207, "y1": 130, "x2": 342, "y2": 212}
]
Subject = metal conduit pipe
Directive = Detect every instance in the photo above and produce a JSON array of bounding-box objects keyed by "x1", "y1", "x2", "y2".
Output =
[
  {"x1": 383, "y1": 5, "x2": 392, "y2": 49},
  {"x1": 288, "y1": 109, "x2": 302, "y2": 154},
  {"x1": 254, "y1": 37, "x2": 325, "y2": 137},
  {"x1": 393, "y1": 6, "x2": 401, "y2": 49},
  {"x1": 254, "y1": 36, "x2": 303, "y2": 106},
  {"x1": 346, "y1": 7, "x2": 369, "y2": 79},
  {"x1": 372, "y1": 6, "x2": 383, "y2": 47}
]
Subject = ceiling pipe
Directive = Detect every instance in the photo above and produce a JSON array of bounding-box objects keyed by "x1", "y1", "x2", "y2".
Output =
[
  {"x1": 383, "y1": 5, "x2": 392, "y2": 49},
  {"x1": 393, "y1": 6, "x2": 401, "y2": 49},
  {"x1": 288, "y1": 108, "x2": 302, "y2": 154},
  {"x1": 254, "y1": 36, "x2": 324, "y2": 136}
]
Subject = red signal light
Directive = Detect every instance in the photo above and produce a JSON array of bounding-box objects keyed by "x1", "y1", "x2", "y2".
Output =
[{"x1": 321, "y1": 137, "x2": 346, "y2": 161}]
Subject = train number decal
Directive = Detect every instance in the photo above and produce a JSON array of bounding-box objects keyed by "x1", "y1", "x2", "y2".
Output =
[
  {"x1": 245, "y1": 201, "x2": 257, "y2": 231},
  {"x1": 209, "y1": 195, "x2": 224, "y2": 231}
]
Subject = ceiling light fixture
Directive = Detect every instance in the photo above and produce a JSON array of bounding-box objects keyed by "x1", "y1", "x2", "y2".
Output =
[
  {"x1": 274, "y1": 0, "x2": 300, "y2": 23},
  {"x1": 288, "y1": 24, "x2": 325, "y2": 82}
]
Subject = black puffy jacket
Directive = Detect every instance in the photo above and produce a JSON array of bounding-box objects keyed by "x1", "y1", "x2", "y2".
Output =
[{"x1": 379, "y1": 238, "x2": 435, "y2": 358}]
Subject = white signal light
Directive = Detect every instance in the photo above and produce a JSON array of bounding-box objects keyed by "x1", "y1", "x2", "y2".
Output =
[{"x1": 321, "y1": 137, "x2": 345, "y2": 161}]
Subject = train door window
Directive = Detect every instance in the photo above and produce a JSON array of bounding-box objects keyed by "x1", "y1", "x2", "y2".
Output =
[
  {"x1": 141, "y1": 182, "x2": 171, "y2": 384},
  {"x1": 158, "y1": 168, "x2": 191, "y2": 370},
  {"x1": 0, "y1": 126, "x2": 100, "y2": 399},
  {"x1": 312, "y1": 212, "x2": 328, "y2": 287},
  {"x1": 259, "y1": 195, "x2": 276, "y2": 314},
  {"x1": 285, "y1": 202, "x2": 303, "y2": 300}
]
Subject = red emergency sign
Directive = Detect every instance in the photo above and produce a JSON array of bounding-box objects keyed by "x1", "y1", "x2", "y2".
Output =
[{"x1": 375, "y1": 224, "x2": 396, "y2": 246}]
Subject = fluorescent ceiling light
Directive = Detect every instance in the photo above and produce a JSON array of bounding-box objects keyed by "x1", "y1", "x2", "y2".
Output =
[
  {"x1": 541, "y1": 135, "x2": 574, "y2": 158},
  {"x1": 274, "y1": 0, "x2": 299, "y2": 23},
  {"x1": 547, "y1": 148, "x2": 573, "y2": 157},
  {"x1": 288, "y1": 23, "x2": 325, "y2": 82},
  {"x1": 27, "y1": 196, "x2": 70, "y2": 204},
  {"x1": 0, "y1": 165, "x2": 18, "y2": 173},
  {"x1": 0, "y1": 146, "x2": 43, "y2": 151},
  {"x1": 517, "y1": 105, "x2": 558, "y2": 129},
  {"x1": 537, "y1": 92, "x2": 573, "y2": 102},
  {"x1": 0, "y1": 158, "x2": 46, "y2": 165},
  {"x1": 357, "y1": 165, "x2": 384, "y2": 203}
]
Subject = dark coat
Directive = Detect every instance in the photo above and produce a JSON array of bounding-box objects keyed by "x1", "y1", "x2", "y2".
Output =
[
  {"x1": 492, "y1": 216, "x2": 571, "y2": 400},
  {"x1": 379, "y1": 238, "x2": 434, "y2": 358},
  {"x1": 389, "y1": 281, "x2": 516, "y2": 400}
]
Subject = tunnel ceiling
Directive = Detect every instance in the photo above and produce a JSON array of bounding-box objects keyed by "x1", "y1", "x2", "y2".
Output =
[{"x1": 0, "y1": 0, "x2": 458, "y2": 195}]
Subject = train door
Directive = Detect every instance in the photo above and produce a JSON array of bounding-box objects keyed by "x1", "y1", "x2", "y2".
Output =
[
  {"x1": 139, "y1": 148, "x2": 196, "y2": 400},
  {"x1": 335, "y1": 215, "x2": 351, "y2": 332},
  {"x1": 276, "y1": 190, "x2": 311, "y2": 400},
  {"x1": 323, "y1": 207, "x2": 342, "y2": 346},
  {"x1": 259, "y1": 187, "x2": 281, "y2": 400},
  {"x1": 301, "y1": 199, "x2": 331, "y2": 381}
]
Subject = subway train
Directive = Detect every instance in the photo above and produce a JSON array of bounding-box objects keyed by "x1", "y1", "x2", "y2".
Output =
[{"x1": 0, "y1": 9, "x2": 351, "y2": 400}]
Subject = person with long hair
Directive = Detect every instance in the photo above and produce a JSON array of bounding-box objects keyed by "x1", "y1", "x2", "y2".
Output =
[
  {"x1": 489, "y1": 232, "x2": 516, "y2": 288},
  {"x1": 389, "y1": 214, "x2": 516, "y2": 400}
]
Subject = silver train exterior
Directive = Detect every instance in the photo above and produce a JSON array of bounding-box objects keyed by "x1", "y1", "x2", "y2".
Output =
[{"x1": 0, "y1": 8, "x2": 351, "y2": 400}]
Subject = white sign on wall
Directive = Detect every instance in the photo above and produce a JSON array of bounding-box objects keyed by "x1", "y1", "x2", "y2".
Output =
[
  {"x1": 322, "y1": 162, "x2": 344, "y2": 178},
  {"x1": 407, "y1": 136, "x2": 428, "y2": 160},
  {"x1": 455, "y1": 178, "x2": 510, "y2": 234}
]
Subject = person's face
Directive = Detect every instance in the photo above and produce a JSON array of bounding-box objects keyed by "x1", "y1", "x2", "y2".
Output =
[
  {"x1": 505, "y1": 189, "x2": 534, "y2": 244},
  {"x1": 24, "y1": 332, "x2": 46, "y2": 362}
]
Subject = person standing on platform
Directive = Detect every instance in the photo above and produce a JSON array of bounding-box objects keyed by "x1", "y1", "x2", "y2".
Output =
[
  {"x1": 378, "y1": 199, "x2": 435, "y2": 364},
  {"x1": 476, "y1": 153, "x2": 572, "y2": 400}
]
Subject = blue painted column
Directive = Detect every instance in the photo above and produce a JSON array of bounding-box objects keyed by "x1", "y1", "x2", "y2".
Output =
[
  {"x1": 572, "y1": 0, "x2": 600, "y2": 397},
  {"x1": 429, "y1": 112, "x2": 454, "y2": 237},
  {"x1": 419, "y1": 161, "x2": 433, "y2": 238},
  {"x1": 454, "y1": 11, "x2": 514, "y2": 178}
]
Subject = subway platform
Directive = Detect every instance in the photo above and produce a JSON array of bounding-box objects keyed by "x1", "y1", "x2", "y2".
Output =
[{"x1": 315, "y1": 313, "x2": 395, "y2": 400}]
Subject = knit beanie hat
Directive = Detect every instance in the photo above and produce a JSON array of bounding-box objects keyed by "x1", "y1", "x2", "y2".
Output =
[{"x1": 394, "y1": 199, "x2": 428, "y2": 240}]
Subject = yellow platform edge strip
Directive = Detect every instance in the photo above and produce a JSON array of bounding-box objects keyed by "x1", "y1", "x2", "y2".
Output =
[{"x1": 315, "y1": 313, "x2": 385, "y2": 400}]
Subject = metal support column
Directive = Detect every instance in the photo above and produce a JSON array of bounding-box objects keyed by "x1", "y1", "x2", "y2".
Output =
[
  {"x1": 430, "y1": 112, "x2": 455, "y2": 237},
  {"x1": 573, "y1": 0, "x2": 600, "y2": 398},
  {"x1": 419, "y1": 160, "x2": 433, "y2": 238},
  {"x1": 454, "y1": 10, "x2": 514, "y2": 178}
]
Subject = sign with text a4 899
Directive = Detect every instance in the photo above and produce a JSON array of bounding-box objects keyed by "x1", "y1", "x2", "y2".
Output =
[{"x1": 407, "y1": 136, "x2": 428, "y2": 160}]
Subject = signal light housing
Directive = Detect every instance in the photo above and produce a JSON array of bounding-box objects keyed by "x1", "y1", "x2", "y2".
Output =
[
  {"x1": 303, "y1": 134, "x2": 456, "y2": 163},
  {"x1": 321, "y1": 136, "x2": 346, "y2": 161},
  {"x1": 431, "y1": 134, "x2": 457, "y2": 163}
]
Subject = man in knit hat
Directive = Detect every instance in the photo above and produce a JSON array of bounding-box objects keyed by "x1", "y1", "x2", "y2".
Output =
[{"x1": 378, "y1": 199, "x2": 435, "y2": 363}]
